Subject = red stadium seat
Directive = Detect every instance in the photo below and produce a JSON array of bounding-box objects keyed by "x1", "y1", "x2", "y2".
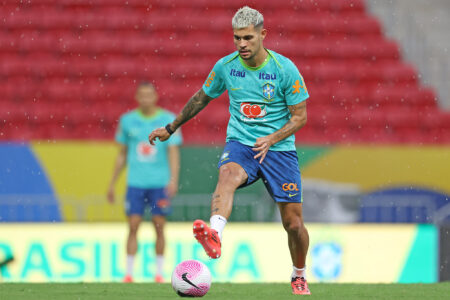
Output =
[
  {"x1": 415, "y1": 88, "x2": 438, "y2": 107},
  {"x1": 0, "y1": 0, "x2": 445, "y2": 144},
  {"x1": 380, "y1": 64, "x2": 417, "y2": 84}
]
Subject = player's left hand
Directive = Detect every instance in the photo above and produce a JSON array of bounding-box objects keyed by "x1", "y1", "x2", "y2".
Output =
[
  {"x1": 252, "y1": 136, "x2": 274, "y2": 164},
  {"x1": 166, "y1": 181, "x2": 178, "y2": 198},
  {"x1": 148, "y1": 127, "x2": 171, "y2": 145}
]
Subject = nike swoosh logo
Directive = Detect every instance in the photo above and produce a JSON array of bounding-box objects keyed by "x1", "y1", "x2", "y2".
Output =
[
  {"x1": 211, "y1": 233, "x2": 219, "y2": 244},
  {"x1": 289, "y1": 193, "x2": 299, "y2": 198},
  {"x1": 181, "y1": 272, "x2": 201, "y2": 289},
  {"x1": 230, "y1": 87, "x2": 242, "y2": 91}
]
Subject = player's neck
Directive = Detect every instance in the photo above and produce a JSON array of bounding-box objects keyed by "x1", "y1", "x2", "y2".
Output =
[
  {"x1": 243, "y1": 48, "x2": 268, "y2": 68},
  {"x1": 139, "y1": 106, "x2": 158, "y2": 117}
]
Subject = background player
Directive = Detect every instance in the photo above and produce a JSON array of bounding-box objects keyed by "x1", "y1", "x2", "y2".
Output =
[
  {"x1": 149, "y1": 6, "x2": 310, "y2": 294},
  {"x1": 108, "y1": 82, "x2": 182, "y2": 283}
]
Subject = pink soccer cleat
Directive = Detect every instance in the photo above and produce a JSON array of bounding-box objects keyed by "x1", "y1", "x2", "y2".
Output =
[
  {"x1": 193, "y1": 219, "x2": 221, "y2": 259},
  {"x1": 291, "y1": 277, "x2": 311, "y2": 295}
]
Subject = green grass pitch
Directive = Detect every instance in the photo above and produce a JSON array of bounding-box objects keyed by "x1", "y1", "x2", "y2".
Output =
[{"x1": 2, "y1": 283, "x2": 449, "y2": 300}]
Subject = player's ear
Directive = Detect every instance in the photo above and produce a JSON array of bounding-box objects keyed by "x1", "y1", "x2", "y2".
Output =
[{"x1": 260, "y1": 28, "x2": 267, "y2": 40}]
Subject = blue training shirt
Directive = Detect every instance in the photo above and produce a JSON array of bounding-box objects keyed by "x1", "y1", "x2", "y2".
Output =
[
  {"x1": 116, "y1": 108, "x2": 182, "y2": 189},
  {"x1": 203, "y1": 49, "x2": 309, "y2": 151}
]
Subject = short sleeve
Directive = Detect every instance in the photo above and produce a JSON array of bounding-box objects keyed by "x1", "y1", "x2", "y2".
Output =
[
  {"x1": 283, "y1": 60, "x2": 309, "y2": 106},
  {"x1": 202, "y1": 60, "x2": 226, "y2": 99},
  {"x1": 115, "y1": 116, "x2": 128, "y2": 145}
]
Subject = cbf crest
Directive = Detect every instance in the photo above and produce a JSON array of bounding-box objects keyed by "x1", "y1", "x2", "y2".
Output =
[{"x1": 262, "y1": 82, "x2": 275, "y2": 101}]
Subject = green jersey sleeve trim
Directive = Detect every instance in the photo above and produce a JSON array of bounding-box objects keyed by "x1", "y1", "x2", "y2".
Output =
[{"x1": 238, "y1": 53, "x2": 272, "y2": 71}]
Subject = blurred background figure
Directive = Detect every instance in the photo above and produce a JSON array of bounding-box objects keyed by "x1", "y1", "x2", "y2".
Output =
[{"x1": 107, "y1": 82, "x2": 182, "y2": 283}]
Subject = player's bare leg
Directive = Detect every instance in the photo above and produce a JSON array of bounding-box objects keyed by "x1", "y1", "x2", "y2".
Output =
[
  {"x1": 152, "y1": 215, "x2": 166, "y2": 283},
  {"x1": 152, "y1": 215, "x2": 166, "y2": 257},
  {"x1": 278, "y1": 202, "x2": 311, "y2": 295},
  {"x1": 211, "y1": 162, "x2": 248, "y2": 219},
  {"x1": 127, "y1": 214, "x2": 142, "y2": 256},
  {"x1": 124, "y1": 214, "x2": 142, "y2": 282},
  {"x1": 279, "y1": 202, "x2": 309, "y2": 267},
  {"x1": 193, "y1": 162, "x2": 248, "y2": 258}
]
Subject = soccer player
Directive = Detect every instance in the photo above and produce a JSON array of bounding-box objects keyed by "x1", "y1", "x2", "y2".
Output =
[
  {"x1": 108, "y1": 82, "x2": 182, "y2": 283},
  {"x1": 149, "y1": 7, "x2": 310, "y2": 294}
]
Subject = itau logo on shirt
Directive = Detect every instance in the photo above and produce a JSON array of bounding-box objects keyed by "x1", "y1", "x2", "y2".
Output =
[{"x1": 137, "y1": 141, "x2": 157, "y2": 162}]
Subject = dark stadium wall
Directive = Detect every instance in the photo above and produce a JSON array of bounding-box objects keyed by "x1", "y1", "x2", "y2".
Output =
[{"x1": 439, "y1": 224, "x2": 450, "y2": 281}]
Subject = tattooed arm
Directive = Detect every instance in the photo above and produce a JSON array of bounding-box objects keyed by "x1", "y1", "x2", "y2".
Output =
[
  {"x1": 271, "y1": 101, "x2": 307, "y2": 144},
  {"x1": 170, "y1": 89, "x2": 213, "y2": 131},
  {"x1": 149, "y1": 89, "x2": 213, "y2": 145},
  {"x1": 253, "y1": 101, "x2": 307, "y2": 163}
]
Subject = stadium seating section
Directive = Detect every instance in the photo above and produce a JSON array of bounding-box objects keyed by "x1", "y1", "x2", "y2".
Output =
[{"x1": 1, "y1": 0, "x2": 449, "y2": 144}]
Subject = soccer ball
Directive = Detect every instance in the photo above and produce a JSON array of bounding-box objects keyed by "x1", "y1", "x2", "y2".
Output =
[{"x1": 171, "y1": 260, "x2": 211, "y2": 297}]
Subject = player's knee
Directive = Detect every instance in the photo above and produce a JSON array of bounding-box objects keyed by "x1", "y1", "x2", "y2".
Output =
[
  {"x1": 218, "y1": 166, "x2": 245, "y2": 188},
  {"x1": 153, "y1": 222, "x2": 165, "y2": 236},
  {"x1": 129, "y1": 223, "x2": 140, "y2": 235},
  {"x1": 282, "y1": 218, "x2": 305, "y2": 235}
]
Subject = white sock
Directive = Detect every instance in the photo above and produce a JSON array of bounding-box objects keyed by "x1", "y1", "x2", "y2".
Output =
[
  {"x1": 126, "y1": 255, "x2": 135, "y2": 276},
  {"x1": 292, "y1": 265, "x2": 306, "y2": 279},
  {"x1": 210, "y1": 215, "x2": 227, "y2": 241},
  {"x1": 156, "y1": 255, "x2": 164, "y2": 276}
]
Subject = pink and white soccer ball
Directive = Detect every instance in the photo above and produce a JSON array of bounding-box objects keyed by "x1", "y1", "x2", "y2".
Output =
[{"x1": 171, "y1": 260, "x2": 211, "y2": 297}]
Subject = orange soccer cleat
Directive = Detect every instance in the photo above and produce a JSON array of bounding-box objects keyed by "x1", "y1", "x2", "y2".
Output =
[
  {"x1": 193, "y1": 219, "x2": 221, "y2": 259},
  {"x1": 291, "y1": 277, "x2": 311, "y2": 295},
  {"x1": 154, "y1": 274, "x2": 164, "y2": 283},
  {"x1": 122, "y1": 275, "x2": 133, "y2": 283}
]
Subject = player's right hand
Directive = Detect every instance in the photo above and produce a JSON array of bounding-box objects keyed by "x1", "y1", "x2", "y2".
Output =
[{"x1": 148, "y1": 127, "x2": 171, "y2": 145}]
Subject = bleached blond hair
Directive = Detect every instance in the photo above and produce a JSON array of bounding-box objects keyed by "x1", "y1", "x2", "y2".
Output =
[{"x1": 232, "y1": 6, "x2": 264, "y2": 29}]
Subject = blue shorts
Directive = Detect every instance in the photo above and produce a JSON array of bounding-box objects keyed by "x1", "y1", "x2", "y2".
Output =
[
  {"x1": 125, "y1": 186, "x2": 171, "y2": 216},
  {"x1": 218, "y1": 140, "x2": 303, "y2": 203}
]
